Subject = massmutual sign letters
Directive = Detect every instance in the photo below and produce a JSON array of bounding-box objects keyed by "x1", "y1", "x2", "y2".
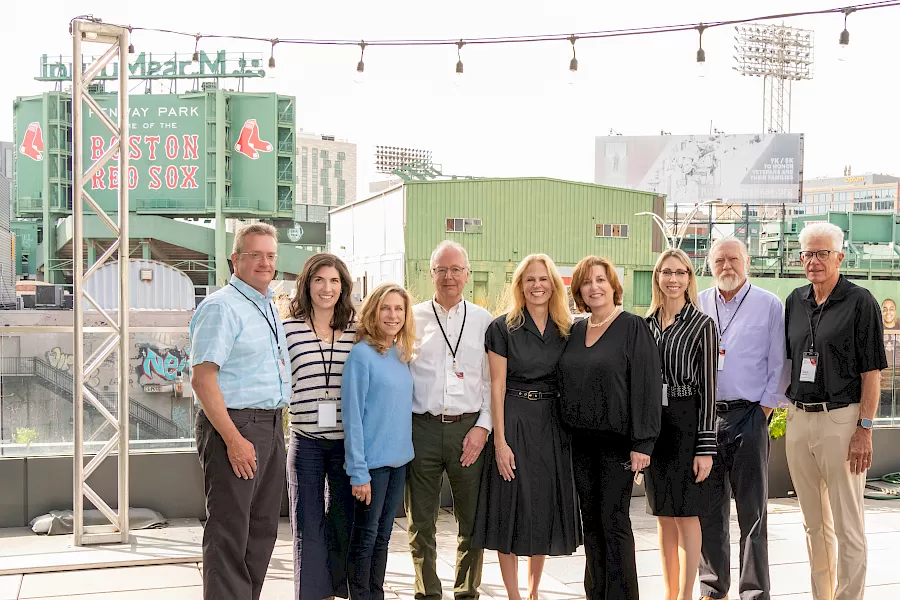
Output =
[{"x1": 37, "y1": 50, "x2": 267, "y2": 81}]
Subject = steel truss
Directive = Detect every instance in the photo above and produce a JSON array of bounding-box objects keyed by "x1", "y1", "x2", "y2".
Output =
[{"x1": 71, "y1": 18, "x2": 131, "y2": 546}]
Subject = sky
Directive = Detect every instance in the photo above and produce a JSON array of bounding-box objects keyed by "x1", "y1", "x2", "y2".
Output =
[{"x1": 3, "y1": 0, "x2": 899, "y2": 197}]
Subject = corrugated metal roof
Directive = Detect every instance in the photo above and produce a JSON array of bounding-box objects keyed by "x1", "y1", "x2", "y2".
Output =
[{"x1": 84, "y1": 259, "x2": 195, "y2": 311}]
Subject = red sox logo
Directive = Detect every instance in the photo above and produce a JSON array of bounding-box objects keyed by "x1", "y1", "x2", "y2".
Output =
[
  {"x1": 234, "y1": 119, "x2": 272, "y2": 160},
  {"x1": 20, "y1": 122, "x2": 45, "y2": 161}
]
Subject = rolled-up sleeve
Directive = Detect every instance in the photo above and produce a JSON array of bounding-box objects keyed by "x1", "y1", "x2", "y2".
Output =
[
  {"x1": 190, "y1": 301, "x2": 238, "y2": 368},
  {"x1": 630, "y1": 320, "x2": 662, "y2": 455}
]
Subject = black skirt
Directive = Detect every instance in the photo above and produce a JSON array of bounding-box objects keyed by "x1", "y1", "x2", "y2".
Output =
[
  {"x1": 645, "y1": 393, "x2": 703, "y2": 517},
  {"x1": 473, "y1": 394, "x2": 582, "y2": 556}
]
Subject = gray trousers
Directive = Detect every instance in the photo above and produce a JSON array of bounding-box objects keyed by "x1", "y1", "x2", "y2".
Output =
[
  {"x1": 196, "y1": 408, "x2": 285, "y2": 600},
  {"x1": 699, "y1": 402, "x2": 771, "y2": 600}
]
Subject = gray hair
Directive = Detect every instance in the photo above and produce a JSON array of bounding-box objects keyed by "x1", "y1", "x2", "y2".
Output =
[
  {"x1": 430, "y1": 240, "x2": 470, "y2": 269},
  {"x1": 707, "y1": 237, "x2": 749, "y2": 267},
  {"x1": 233, "y1": 223, "x2": 278, "y2": 254},
  {"x1": 799, "y1": 222, "x2": 844, "y2": 252}
]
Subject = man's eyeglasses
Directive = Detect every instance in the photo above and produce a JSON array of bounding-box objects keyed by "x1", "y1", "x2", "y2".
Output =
[
  {"x1": 432, "y1": 267, "x2": 467, "y2": 277},
  {"x1": 799, "y1": 250, "x2": 835, "y2": 262},
  {"x1": 658, "y1": 269, "x2": 690, "y2": 278},
  {"x1": 239, "y1": 252, "x2": 278, "y2": 263}
]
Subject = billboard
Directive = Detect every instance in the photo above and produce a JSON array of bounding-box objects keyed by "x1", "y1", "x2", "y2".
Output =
[{"x1": 595, "y1": 133, "x2": 803, "y2": 205}]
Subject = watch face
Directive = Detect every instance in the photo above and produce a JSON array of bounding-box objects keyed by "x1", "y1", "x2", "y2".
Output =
[{"x1": 859, "y1": 418, "x2": 874, "y2": 428}]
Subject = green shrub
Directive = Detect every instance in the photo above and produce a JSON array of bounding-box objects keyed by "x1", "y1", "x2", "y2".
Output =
[
  {"x1": 14, "y1": 427, "x2": 38, "y2": 446},
  {"x1": 769, "y1": 408, "x2": 787, "y2": 440}
]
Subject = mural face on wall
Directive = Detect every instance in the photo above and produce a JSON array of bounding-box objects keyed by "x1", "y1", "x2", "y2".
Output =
[{"x1": 134, "y1": 342, "x2": 191, "y2": 386}]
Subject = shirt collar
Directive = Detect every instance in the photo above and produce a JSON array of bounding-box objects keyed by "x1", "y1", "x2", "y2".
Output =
[
  {"x1": 716, "y1": 279, "x2": 751, "y2": 304},
  {"x1": 523, "y1": 308, "x2": 557, "y2": 340},
  {"x1": 431, "y1": 296, "x2": 465, "y2": 315},
  {"x1": 800, "y1": 274, "x2": 850, "y2": 304},
  {"x1": 230, "y1": 274, "x2": 274, "y2": 303}
]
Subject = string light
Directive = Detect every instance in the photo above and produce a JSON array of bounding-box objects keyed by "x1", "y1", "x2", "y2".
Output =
[
  {"x1": 192, "y1": 34, "x2": 200, "y2": 62},
  {"x1": 568, "y1": 34, "x2": 578, "y2": 72},
  {"x1": 269, "y1": 39, "x2": 277, "y2": 69},
  {"x1": 838, "y1": 7, "x2": 856, "y2": 61},
  {"x1": 356, "y1": 41, "x2": 366, "y2": 73},
  {"x1": 696, "y1": 23, "x2": 707, "y2": 77},
  {"x1": 456, "y1": 40, "x2": 465, "y2": 75},
  {"x1": 71, "y1": 1, "x2": 898, "y2": 74}
]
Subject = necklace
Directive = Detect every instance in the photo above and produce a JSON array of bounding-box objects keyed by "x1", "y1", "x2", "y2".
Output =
[{"x1": 588, "y1": 305, "x2": 621, "y2": 329}]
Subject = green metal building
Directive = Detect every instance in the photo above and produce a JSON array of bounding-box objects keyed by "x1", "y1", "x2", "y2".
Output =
[
  {"x1": 12, "y1": 89, "x2": 314, "y2": 288},
  {"x1": 330, "y1": 177, "x2": 667, "y2": 314}
]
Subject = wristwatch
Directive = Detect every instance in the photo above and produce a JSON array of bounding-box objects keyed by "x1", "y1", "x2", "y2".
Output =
[{"x1": 857, "y1": 418, "x2": 874, "y2": 430}]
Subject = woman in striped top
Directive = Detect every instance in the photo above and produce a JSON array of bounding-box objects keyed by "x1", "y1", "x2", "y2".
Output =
[
  {"x1": 283, "y1": 252, "x2": 357, "y2": 600},
  {"x1": 644, "y1": 248, "x2": 718, "y2": 600}
]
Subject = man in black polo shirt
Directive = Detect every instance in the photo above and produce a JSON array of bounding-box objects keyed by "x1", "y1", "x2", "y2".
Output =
[{"x1": 784, "y1": 222, "x2": 887, "y2": 600}]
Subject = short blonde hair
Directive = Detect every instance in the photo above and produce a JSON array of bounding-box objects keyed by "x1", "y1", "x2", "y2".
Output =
[
  {"x1": 233, "y1": 223, "x2": 278, "y2": 255},
  {"x1": 355, "y1": 283, "x2": 417, "y2": 363},
  {"x1": 570, "y1": 256, "x2": 624, "y2": 312}
]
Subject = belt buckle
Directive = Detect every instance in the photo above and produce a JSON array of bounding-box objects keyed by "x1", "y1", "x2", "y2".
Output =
[
  {"x1": 441, "y1": 413, "x2": 452, "y2": 423},
  {"x1": 527, "y1": 391, "x2": 538, "y2": 400}
]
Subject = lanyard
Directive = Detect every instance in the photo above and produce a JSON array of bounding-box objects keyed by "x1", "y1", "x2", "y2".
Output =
[
  {"x1": 805, "y1": 297, "x2": 830, "y2": 352},
  {"x1": 314, "y1": 324, "x2": 336, "y2": 399},
  {"x1": 714, "y1": 284, "x2": 752, "y2": 341},
  {"x1": 229, "y1": 283, "x2": 282, "y2": 353},
  {"x1": 432, "y1": 300, "x2": 467, "y2": 368}
]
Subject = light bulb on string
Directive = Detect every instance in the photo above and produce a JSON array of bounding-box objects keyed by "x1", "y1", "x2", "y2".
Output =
[
  {"x1": 455, "y1": 40, "x2": 465, "y2": 75},
  {"x1": 268, "y1": 39, "x2": 277, "y2": 69},
  {"x1": 568, "y1": 34, "x2": 578, "y2": 85},
  {"x1": 192, "y1": 34, "x2": 201, "y2": 62},
  {"x1": 354, "y1": 41, "x2": 366, "y2": 84},
  {"x1": 696, "y1": 24, "x2": 707, "y2": 78},
  {"x1": 838, "y1": 7, "x2": 855, "y2": 62}
]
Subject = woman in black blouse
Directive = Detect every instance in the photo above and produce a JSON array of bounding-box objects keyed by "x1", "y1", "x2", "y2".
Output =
[
  {"x1": 558, "y1": 255, "x2": 662, "y2": 600},
  {"x1": 644, "y1": 248, "x2": 717, "y2": 600},
  {"x1": 473, "y1": 253, "x2": 582, "y2": 600}
]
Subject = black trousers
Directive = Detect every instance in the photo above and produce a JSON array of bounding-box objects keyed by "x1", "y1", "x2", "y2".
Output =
[
  {"x1": 572, "y1": 432, "x2": 639, "y2": 600},
  {"x1": 196, "y1": 409, "x2": 286, "y2": 600},
  {"x1": 699, "y1": 402, "x2": 770, "y2": 600}
]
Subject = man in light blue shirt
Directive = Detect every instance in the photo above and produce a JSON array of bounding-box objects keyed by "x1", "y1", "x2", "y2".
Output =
[
  {"x1": 697, "y1": 237, "x2": 790, "y2": 600},
  {"x1": 190, "y1": 223, "x2": 290, "y2": 600}
]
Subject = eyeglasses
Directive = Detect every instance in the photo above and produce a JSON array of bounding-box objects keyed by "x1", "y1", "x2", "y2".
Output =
[
  {"x1": 658, "y1": 269, "x2": 690, "y2": 278},
  {"x1": 799, "y1": 250, "x2": 835, "y2": 262},
  {"x1": 432, "y1": 267, "x2": 467, "y2": 277},
  {"x1": 239, "y1": 252, "x2": 278, "y2": 263}
]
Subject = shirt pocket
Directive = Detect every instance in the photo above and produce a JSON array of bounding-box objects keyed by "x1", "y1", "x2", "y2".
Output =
[{"x1": 736, "y1": 326, "x2": 767, "y2": 360}]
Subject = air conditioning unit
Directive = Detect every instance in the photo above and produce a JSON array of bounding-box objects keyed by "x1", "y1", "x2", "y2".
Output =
[{"x1": 35, "y1": 285, "x2": 64, "y2": 308}]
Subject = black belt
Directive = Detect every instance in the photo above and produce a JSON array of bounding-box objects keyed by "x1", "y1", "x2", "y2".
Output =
[
  {"x1": 792, "y1": 401, "x2": 853, "y2": 413},
  {"x1": 506, "y1": 389, "x2": 559, "y2": 400},
  {"x1": 716, "y1": 399, "x2": 753, "y2": 412},
  {"x1": 415, "y1": 411, "x2": 479, "y2": 424}
]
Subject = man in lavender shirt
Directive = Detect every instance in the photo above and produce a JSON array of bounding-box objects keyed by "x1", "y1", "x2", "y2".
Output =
[{"x1": 697, "y1": 238, "x2": 790, "y2": 600}]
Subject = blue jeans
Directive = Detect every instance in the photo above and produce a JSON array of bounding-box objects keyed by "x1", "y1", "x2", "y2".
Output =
[
  {"x1": 287, "y1": 432, "x2": 354, "y2": 599},
  {"x1": 348, "y1": 465, "x2": 407, "y2": 600}
]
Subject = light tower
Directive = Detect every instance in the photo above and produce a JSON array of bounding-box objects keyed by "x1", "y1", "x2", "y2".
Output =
[{"x1": 733, "y1": 24, "x2": 814, "y2": 133}]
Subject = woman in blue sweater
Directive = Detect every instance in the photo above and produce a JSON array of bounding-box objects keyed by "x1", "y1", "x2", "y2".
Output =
[{"x1": 341, "y1": 282, "x2": 416, "y2": 600}]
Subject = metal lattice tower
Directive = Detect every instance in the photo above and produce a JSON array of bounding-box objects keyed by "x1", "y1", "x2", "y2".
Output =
[
  {"x1": 71, "y1": 18, "x2": 131, "y2": 545},
  {"x1": 733, "y1": 24, "x2": 814, "y2": 133}
]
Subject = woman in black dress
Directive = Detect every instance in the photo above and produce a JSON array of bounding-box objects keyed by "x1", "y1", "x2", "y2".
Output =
[
  {"x1": 558, "y1": 255, "x2": 662, "y2": 600},
  {"x1": 644, "y1": 248, "x2": 717, "y2": 600},
  {"x1": 473, "y1": 253, "x2": 582, "y2": 600}
]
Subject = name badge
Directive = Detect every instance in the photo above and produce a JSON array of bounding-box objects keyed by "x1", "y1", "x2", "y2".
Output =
[
  {"x1": 278, "y1": 358, "x2": 288, "y2": 382},
  {"x1": 662, "y1": 383, "x2": 669, "y2": 407},
  {"x1": 717, "y1": 347, "x2": 726, "y2": 372},
  {"x1": 317, "y1": 401, "x2": 338, "y2": 428},
  {"x1": 800, "y1": 352, "x2": 819, "y2": 383},
  {"x1": 446, "y1": 370, "x2": 465, "y2": 395}
]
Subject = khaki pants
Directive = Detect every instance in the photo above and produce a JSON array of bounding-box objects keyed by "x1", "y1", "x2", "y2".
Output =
[{"x1": 785, "y1": 403, "x2": 867, "y2": 600}]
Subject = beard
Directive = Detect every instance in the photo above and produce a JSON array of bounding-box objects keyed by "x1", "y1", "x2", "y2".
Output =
[{"x1": 716, "y1": 273, "x2": 742, "y2": 293}]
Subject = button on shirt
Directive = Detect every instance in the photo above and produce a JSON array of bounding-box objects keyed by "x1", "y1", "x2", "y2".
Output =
[
  {"x1": 190, "y1": 275, "x2": 291, "y2": 410},
  {"x1": 698, "y1": 280, "x2": 790, "y2": 409},
  {"x1": 409, "y1": 298, "x2": 493, "y2": 431},
  {"x1": 785, "y1": 275, "x2": 887, "y2": 404}
]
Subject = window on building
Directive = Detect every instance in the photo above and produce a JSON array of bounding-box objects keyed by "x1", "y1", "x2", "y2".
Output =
[
  {"x1": 445, "y1": 218, "x2": 483, "y2": 233},
  {"x1": 854, "y1": 201, "x2": 871, "y2": 211},
  {"x1": 337, "y1": 151, "x2": 346, "y2": 161},
  {"x1": 320, "y1": 150, "x2": 328, "y2": 159},
  {"x1": 595, "y1": 224, "x2": 630, "y2": 238},
  {"x1": 874, "y1": 201, "x2": 894, "y2": 211}
]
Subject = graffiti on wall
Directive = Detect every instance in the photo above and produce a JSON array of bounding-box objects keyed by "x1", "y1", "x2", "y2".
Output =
[
  {"x1": 45, "y1": 347, "x2": 101, "y2": 388},
  {"x1": 134, "y1": 343, "x2": 191, "y2": 385}
]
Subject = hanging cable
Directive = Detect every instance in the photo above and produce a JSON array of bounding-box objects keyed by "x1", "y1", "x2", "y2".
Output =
[{"x1": 568, "y1": 34, "x2": 578, "y2": 71}]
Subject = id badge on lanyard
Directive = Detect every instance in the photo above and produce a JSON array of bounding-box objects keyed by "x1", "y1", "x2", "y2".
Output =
[
  {"x1": 446, "y1": 368, "x2": 465, "y2": 395},
  {"x1": 800, "y1": 352, "x2": 819, "y2": 382}
]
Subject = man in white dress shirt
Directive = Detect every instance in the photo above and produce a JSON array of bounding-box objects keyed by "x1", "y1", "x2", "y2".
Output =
[{"x1": 406, "y1": 240, "x2": 494, "y2": 600}]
